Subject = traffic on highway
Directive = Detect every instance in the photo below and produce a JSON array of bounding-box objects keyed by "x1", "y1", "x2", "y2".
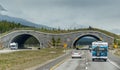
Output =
[
  {"x1": 53, "y1": 46, "x2": 120, "y2": 70},
  {"x1": 1, "y1": 0, "x2": 120, "y2": 70}
]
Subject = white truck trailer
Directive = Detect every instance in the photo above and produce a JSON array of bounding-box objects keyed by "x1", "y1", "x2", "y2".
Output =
[{"x1": 10, "y1": 42, "x2": 18, "y2": 50}]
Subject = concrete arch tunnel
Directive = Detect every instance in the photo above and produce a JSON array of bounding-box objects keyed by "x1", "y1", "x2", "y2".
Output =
[
  {"x1": 72, "y1": 34, "x2": 103, "y2": 48},
  {"x1": 9, "y1": 34, "x2": 40, "y2": 49}
]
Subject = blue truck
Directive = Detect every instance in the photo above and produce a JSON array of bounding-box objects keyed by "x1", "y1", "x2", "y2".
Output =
[{"x1": 91, "y1": 41, "x2": 108, "y2": 61}]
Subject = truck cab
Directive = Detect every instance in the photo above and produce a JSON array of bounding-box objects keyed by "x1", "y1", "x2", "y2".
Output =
[{"x1": 92, "y1": 41, "x2": 108, "y2": 61}]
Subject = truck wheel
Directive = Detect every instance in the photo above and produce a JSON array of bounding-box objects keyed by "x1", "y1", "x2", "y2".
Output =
[
  {"x1": 92, "y1": 59, "x2": 94, "y2": 61},
  {"x1": 104, "y1": 59, "x2": 107, "y2": 62}
]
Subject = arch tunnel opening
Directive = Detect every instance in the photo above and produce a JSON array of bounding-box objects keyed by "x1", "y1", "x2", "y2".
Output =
[
  {"x1": 10, "y1": 34, "x2": 40, "y2": 49},
  {"x1": 73, "y1": 35, "x2": 101, "y2": 48}
]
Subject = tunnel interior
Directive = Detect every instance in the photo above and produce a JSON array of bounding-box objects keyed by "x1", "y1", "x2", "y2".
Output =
[
  {"x1": 73, "y1": 35, "x2": 101, "y2": 48},
  {"x1": 10, "y1": 34, "x2": 40, "y2": 49}
]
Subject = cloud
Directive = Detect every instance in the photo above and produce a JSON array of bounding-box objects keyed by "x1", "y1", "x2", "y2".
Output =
[
  {"x1": 0, "y1": 0, "x2": 120, "y2": 32},
  {"x1": 0, "y1": 4, "x2": 7, "y2": 11},
  {"x1": 0, "y1": 4, "x2": 7, "y2": 15}
]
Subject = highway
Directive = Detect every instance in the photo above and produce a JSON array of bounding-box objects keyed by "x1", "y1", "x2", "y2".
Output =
[{"x1": 54, "y1": 49, "x2": 120, "y2": 70}]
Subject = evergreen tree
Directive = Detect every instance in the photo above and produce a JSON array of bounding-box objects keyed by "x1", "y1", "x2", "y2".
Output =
[{"x1": 0, "y1": 20, "x2": 29, "y2": 33}]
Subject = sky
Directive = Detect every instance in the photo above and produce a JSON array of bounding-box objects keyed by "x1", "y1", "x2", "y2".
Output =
[{"x1": 0, "y1": 0, "x2": 120, "y2": 34}]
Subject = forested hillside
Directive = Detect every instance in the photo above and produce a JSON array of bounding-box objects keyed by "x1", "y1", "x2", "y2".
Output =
[{"x1": 0, "y1": 20, "x2": 29, "y2": 33}]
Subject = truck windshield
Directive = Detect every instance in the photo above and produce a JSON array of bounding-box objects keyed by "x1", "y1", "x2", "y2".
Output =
[
  {"x1": 93, "y1": 47, "x2": 107, "y2": 52},
  {"x1": 11, "y1": 45, "x2": 16, "y2": 47}
]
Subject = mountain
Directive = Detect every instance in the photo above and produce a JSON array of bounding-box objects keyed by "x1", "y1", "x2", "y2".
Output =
[{"x1": 0, "y1": 15, "x2": 51, "y2": 29}]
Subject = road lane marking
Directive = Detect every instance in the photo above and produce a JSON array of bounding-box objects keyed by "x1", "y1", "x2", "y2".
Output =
[
  {"x1": 86, "y1": 62, "x2": 88, "y2": 65},
  {"x1": 50, "y1": 57, "x2": 69, "y2": 70},
  {"x1": 85, "y1": 67, "x2": 88, "y2": 69},
  {"x1": 50, "y1": 50, "x2": 85, "y2": 70},
  {"x1": 50, "y1": 57, "x2": 85, "y2": 70},
  {"x1": 108, "y1": 59, "x2": 120, "y2": 69}
]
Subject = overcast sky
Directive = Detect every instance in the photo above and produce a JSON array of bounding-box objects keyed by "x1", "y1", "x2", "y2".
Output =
[{"x1": 0, "y1": 0, "x2": 120, "y2": 34}]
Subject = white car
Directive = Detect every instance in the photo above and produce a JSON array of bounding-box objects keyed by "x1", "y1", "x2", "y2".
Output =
[{"x1": 71, "y1": 51, "x2": 82, "y2": 58}]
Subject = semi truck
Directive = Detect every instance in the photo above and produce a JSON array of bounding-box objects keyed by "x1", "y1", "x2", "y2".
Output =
[
  {"x1": 91, "y1": 41, "x2": 108, "y2": 61},
  {"x1": 10, "y1": 42, "x2": 18, "y2": 50}
]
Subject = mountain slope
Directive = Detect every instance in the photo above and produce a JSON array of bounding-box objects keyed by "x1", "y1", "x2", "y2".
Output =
[{"x1": 0, "y1": 15, "x2": 51, "y2": 29}]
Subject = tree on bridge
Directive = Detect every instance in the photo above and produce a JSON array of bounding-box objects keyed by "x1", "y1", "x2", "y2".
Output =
[
  {"x1": 52, "y1": 37, "x2": 56, "y2": 47},
  {"x1": 51, "y1": 37, "x2": 62, "y2": 48},
  {"x1": 88, "y1": 26, "x2": 93, "y2": 30}
]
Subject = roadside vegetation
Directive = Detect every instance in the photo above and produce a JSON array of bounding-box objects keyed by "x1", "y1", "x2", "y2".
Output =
[
  {"x1": 0, "y1": 41, "x2": 3, "y2": 50},
  {"x1": 114, "y1": 48, "x2": 120, "y2": 56},
  {"x1": 0, "y1": 48, "x2": 64, "y2": 70}
]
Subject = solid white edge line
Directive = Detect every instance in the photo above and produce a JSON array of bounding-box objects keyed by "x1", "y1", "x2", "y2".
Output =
[
  {"x1": 108, "y1": 59, "x2": 120, "y2": 69},
  {"x1": 85, "y1": 67, "x2": 88, "y2": 69}
]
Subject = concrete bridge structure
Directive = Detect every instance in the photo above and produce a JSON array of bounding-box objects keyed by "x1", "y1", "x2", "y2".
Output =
[{"x1": 0, "y1": 30, "x2": 114, "y2": 48}]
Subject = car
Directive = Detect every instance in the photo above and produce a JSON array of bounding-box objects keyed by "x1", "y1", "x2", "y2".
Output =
[{"x1": 71, "y1": 51, "x2": 82, "y2": 58}]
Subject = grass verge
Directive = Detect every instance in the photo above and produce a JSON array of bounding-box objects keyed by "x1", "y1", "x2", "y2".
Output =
[
  {"x1": 114, "y1": 49, "x2": 120, "y2": 56},
  {"x1": 0, "y1": 48, "x2": 64, "y2": 70}
]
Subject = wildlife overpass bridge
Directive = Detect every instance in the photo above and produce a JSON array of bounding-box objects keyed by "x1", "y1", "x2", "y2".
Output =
[{"x1": 0, "y1": 30, "x2": 114, "y2": 48}]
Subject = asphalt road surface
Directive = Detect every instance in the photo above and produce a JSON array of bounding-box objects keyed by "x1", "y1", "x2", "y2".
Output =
[{"x1": 54, "y1": 49, "x2": 120, "y2": 70}]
